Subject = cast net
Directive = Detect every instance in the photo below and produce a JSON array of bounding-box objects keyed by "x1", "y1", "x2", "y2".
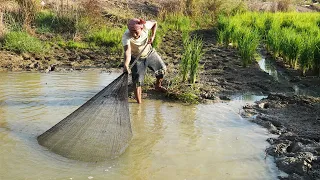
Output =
[{"x1": 37, "y1": 73, "x2": 132, "y2": 162}]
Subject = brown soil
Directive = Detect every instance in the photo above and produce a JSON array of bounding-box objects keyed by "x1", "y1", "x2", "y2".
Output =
[{"x1": 0, "y1": 47, "x2": 122, "y2": 72}]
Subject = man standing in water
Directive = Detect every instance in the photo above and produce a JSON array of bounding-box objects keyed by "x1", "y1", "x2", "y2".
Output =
[{"x1": 122, "y1": 18, "x2": 167, "y2": 104}]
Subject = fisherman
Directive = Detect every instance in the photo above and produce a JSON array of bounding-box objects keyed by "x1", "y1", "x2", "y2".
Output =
[{"x1": 122, "y1": 18, "x2": 167, "y2": 104}]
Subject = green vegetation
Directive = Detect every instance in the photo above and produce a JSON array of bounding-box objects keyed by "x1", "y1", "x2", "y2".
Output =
[
  {"x1": 180, "y1": 33, "x2": 203, "y2": 83},
  {"x1": 299, "y1": 35, "x2": 315, "y2": 76},
  {"x1": 85, "y1": 26, "x2": 125, "y2": 53},
  {"x1": 280, "y1": 28, "x2": 302, "y2": 69},
  {"x1": 166, "y1": 75, "x2": 200, "y2": 104},
  {"x1": 217, "y1": 12, "x2": 320, "y2": 75},
  {"x1": 181, "y1": 32, "x2": 192, "y2": 82},
  {"x1": 35, "y1": 10, "x2": 77, "y2": 34},
  {"x1": 188, "y1": 35, "x2": 203, "y2": 84},
  {"x1": 3, "y1": 31, "x2": 48, "y2": 53},
  {"x1": 314, "y1": 39, "x2": 320, "y2": 76},
  {"x1": 235, "y1": 27, "x2": 260, "y2": 67}
]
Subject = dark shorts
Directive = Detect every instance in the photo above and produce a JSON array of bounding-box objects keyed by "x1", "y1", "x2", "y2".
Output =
[{"x1": 130, "y1": 50, "x2": 166, "y2": 86}]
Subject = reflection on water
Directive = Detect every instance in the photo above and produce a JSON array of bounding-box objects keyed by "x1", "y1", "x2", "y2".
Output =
[
  {"x1": 258, "y1": 58, "x2": 280, "y2": 82},
  {"x1": 0, "y1": 71, "x2": 281, "y2": 180},
  {"x1": 258, "y1": 57, "x2": 320, "y2": 97}
]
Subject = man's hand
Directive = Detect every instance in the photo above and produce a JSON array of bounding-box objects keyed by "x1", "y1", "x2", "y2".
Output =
[{"x1": 148, "y1": 36, "x2": 155, "y2": 44}]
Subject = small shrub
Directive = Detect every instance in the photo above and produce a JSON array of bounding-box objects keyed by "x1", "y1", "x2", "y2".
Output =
[
  {"x1": 230, "y1": 1, "x2": 248, "y2": 15},
  {"x1": 35, "y1": 9, "x2": 79, "y2": 35},
  {"x1": 35, "y1": 10, "x2": 55, "y2": 33},
  {"x1": 178, "y1": 90, "x2": 199, "y2": 104},
  {"x1": 15, "y1": 0, "x2": 39, "y2": 31},
  {"x1": 278, "y1": 0, "x2": 292, "y2": 12},
  {"x1": 166, "y1": 75, "x2": 199, "y2": 104},
  {"x1": 3, "y1": 12, "x2": 23, "y2": 32},
  {"x1": 158, "y1": 0, "x2": 184, "y2": 20}
]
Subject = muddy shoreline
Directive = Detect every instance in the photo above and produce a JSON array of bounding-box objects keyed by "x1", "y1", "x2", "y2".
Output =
[
  {"x1": 1, "y1": 28, "x2": 320, "y2": 179},
  {"x1": 243, "y1": 94, "x2": 320, "y2": 179}
]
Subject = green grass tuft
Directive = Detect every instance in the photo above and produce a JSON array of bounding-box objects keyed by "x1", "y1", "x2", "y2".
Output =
[{"x1": 3, "y1": 31, "x2": 48, "y2": 54}]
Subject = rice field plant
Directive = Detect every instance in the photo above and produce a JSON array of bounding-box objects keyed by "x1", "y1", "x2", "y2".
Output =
[
  {"x1": 189, "y1": 35, "x2": 203, "y2": 84},
  {"x1": 217, "y1": 14, "x2": 260, "y2": 66},
  {"x1": 217, "y1": 15, "x2": 231, "y2": 46},
  {"x1": 314, "y1": 37, "x2": 320, "y2": 76},
  {"x1": 180, "y1": 32, "x2": 191, "y2": 82},
  {"x1": 180, "y1": 32, "x2": 203, "y2": 84},
  {"x1": 262, "y1": 15, "x2": 273, "y2": 39},
  {"x1": 217, "y1": 11, "x2": 320, "y2": 74},
  {"x1": 279, "y1": 28, "x2": 302, "y2": 69},
  {"x1": 299, "y1": 35, "x2": 315, "y2": 76},
  {"x1": 234, "y1": 27, "x2": 260, "y2": 67}
]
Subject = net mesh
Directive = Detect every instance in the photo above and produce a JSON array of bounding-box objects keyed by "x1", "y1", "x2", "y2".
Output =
[{"x1": 37, "y1": 73, "x2": 132, "y2": 162}]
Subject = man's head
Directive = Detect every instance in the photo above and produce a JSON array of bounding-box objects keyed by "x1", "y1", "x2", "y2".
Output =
[{"x1": 127, "y1": 18, "x2": 146, "y2": 39}]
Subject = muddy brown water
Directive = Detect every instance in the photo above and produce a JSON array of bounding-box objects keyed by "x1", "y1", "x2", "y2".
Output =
[{"x1": 0, "y1": 71, "x2": 283, "y2": 179}]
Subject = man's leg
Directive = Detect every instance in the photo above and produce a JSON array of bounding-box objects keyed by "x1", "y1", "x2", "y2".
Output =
[
  {"x1": 131, "y1": 57, "x2": 146, "y2": 104},
  {"x1": 134, "y1": 83, "x2": 142, "y2": 104},
  {"x1": 146, "y1": 51, "x2": 167, "y2": 92}
]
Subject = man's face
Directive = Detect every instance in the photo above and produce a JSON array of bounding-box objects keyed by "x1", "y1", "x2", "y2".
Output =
[{"x1": 130, "y1": 29, "x2": 142, "y2": 39}]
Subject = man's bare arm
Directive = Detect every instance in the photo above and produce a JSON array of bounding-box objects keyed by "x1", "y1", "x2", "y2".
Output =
[
  {"x1": 123, "y1": 45, "x2": 131, "y2": 73},
  {"x1": 145, "y1": 20, "x2": 157, "y2": 44}
]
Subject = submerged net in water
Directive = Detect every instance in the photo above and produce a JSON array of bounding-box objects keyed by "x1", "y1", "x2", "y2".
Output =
[{"x1": 37, "y1": 73, "x2": 132, "y2": 162}]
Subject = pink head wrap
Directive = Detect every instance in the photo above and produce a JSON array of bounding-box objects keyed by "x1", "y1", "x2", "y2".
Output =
[{"x1": 127, "y1": 18, "x2": 146, "y2": 31}]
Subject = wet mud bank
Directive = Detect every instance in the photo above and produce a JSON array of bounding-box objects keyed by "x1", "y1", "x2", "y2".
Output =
[
  {"x1": 0, "y1": 48, "x2": 122, "y2": 73},
  {"x1": 243, "y1": 94, "x2": 320, "y2": 179},
  {"x1": 197, "y1": 29, "x2": 295, "y2": 100}
]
